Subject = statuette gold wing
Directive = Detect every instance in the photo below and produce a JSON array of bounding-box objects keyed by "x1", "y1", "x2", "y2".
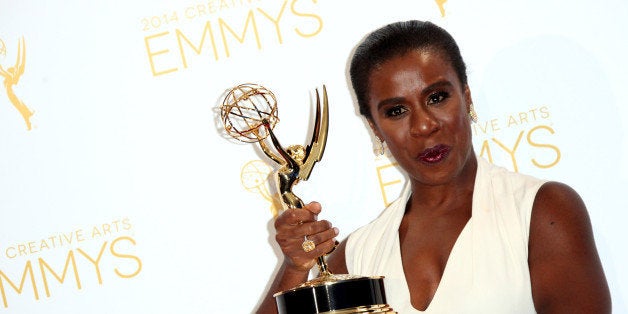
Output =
[{"x1": 298, "y1": 85, "x2": 329, "y2": 181}]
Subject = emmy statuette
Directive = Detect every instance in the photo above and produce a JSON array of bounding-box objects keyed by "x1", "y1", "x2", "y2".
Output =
[{"x1": 220, "y1": 83, "x2": 395, "y2": 313}]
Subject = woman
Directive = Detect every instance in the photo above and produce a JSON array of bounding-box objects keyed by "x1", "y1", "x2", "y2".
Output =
[{"x1": 257, "y1": 20, "x2": 610, "y2": 313}]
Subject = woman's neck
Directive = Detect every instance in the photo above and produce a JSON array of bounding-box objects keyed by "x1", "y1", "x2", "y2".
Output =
[{"x1": 406, "y1": 154, "x2": 477, "y2": 215}]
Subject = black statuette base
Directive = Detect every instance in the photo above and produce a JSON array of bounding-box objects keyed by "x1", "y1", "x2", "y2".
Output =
[{"x1": 274, "y1": 276, "x2": 394, "y2": 314}]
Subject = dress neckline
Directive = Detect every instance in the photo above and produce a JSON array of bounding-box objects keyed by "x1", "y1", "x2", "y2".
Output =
[{"x1": 394, "y1": 219, "x2": 471, "y2": 313}]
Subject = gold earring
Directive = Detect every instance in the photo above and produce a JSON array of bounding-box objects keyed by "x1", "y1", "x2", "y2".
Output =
[
  {"x1": 374, "y1": 138, "x2": 385, "y2": 156},
  {"x1": 469, "y1": 103, "x2": 478, "y2": 123}
]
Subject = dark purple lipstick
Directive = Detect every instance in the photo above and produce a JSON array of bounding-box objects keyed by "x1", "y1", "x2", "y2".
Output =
[{"x1": 418, "y1": 144, "x2": 451, "y2": 164}]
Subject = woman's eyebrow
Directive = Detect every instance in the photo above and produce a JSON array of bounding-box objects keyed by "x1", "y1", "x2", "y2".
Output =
[
  {"x1": 422, "y1": 80, "x2": 454, "y2": 94},
  {"x1": 376, "y1": 97, "x2": 406, "y2": 110}
]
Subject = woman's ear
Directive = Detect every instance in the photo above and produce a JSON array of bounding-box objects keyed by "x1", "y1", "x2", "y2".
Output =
[
  {"x1": 464, "y1": 84, "x2": 473, "y2": 110},
  {"x1": 367, "y1": 118, "x2": 383, "y2": 141}
]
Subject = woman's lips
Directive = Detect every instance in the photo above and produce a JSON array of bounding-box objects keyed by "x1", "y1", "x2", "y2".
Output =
[{"x1": 418, "y1": 144, "x2": 451, "y2": 163}]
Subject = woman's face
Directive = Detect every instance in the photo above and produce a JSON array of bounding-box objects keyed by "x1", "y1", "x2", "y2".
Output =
[{"x1": 367, "y1": 49, "x2": 474, "y2": 186}]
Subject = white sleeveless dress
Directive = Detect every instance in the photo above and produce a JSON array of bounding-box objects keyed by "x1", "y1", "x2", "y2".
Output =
[{"x1": 346, "y1": 157, "x2": 544, "y2": 313}]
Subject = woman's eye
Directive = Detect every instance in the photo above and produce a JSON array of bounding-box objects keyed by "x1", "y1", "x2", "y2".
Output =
[
  {"x1": 385, "y1": 105, "x2": 407, "y2": 117},
  {"x1": 427, "y1": 91, "x2": 449, "y2": 105}
]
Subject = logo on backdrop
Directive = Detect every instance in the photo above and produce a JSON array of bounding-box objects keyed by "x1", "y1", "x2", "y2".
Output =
[
  {"x1": 140, "y1": 0, "x2": 324, "y2": 76},
  {"x1": 473, "y1": 105, "x2": 560, "y2": 171},
  {"x1": 0, "y1": 39, "x2": 6, "y2": 57},
  {"x1": 241, "y1": 160, "x2": 283, "y2": 217},
  {"x1": 0, "y1": 37, "x2": 34, "y2": 130},
  {"x1": 435, "y1": 0, "x2": 448, "y2": 17},
  {"x1": 0, "y1": 218, "x2": 142, "y2": 308}
]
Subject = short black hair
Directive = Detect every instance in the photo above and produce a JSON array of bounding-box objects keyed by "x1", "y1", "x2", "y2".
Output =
[{"x1": 349, "y1": 20, "x2": 468, "y2": 119}]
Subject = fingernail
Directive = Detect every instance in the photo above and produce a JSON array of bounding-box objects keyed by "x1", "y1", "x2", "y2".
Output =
[{"x1": 333, "y1": 227, "x2": 339, "y2": 235}]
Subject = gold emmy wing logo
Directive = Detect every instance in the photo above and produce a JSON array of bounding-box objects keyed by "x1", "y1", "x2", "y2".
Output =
[
  {"x1": 0, "y1": 37, "x2": 33, "y2": 130},
  {"x1": 435, "y1": 0, "x2": 448, "y2": 17},
  {"x1": 0, "y1": 39, "x2": 6, "y2": 57},
  {"x1": 241, "y1": 160, "x2": 283, "y2": 217}
]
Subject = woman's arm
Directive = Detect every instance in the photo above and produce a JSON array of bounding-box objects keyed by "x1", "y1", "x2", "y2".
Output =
[
  {"x1": 528, "y1": 181, "x2": 611, "y2": 313},
  {"x1": 326, "y1": 239, "x2": 349, "y2": 274},
  {"x1": 255, "y1": 202, "x2": 339, "y2": 314}
]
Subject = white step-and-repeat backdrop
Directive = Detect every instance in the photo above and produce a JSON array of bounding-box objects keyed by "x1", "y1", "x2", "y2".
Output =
[{"x1": 2, "y1": 0, "x2": 627, "y2": 313}]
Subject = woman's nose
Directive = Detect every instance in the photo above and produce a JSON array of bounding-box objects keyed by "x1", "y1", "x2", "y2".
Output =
[{"x1": 409, "y1": 109, "x2": 440, "y2": 137}]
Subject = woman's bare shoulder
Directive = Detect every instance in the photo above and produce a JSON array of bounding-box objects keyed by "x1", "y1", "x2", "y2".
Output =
[{"x1": 528, "y1": 181, "x2": 611, "y2": 313}]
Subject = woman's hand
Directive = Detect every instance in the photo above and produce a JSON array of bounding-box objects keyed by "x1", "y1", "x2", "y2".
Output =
[{"x1": 274, "y1": 201, "x2": 339, "y2": 272}]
